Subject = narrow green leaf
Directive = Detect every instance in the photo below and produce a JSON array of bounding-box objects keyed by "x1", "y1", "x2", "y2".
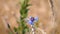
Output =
[{"x1": 14, "y1": 27, "x2": 17, "y2": 32}]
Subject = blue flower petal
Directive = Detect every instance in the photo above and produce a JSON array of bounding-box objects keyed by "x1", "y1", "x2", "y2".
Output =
[
  {"x1": 28, "y1": 20, "x2": 34, "y2": 25},
  {"x1": 34, "y1": 17, "x2": 38, "y2": 22}
]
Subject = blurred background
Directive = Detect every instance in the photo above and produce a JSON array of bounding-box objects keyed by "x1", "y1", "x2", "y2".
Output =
[{"x1": 0, "y1": 0, "x2": 60, "y2": 34}]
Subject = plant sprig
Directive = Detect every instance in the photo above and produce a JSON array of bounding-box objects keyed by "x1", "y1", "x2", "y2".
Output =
[{"x1": 14, "y1": 0, "x2": 30, "y2": 34}]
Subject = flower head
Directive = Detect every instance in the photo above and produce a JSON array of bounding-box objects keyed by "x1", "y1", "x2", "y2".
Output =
[{"x1": 26, "y1": 16, "x2": 38, "y2": 25}]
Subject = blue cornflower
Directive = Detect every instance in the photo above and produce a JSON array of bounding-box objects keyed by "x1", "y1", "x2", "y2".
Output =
[{"x1": 27, "y1": 16, "x2": 38, "y2": 25}]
